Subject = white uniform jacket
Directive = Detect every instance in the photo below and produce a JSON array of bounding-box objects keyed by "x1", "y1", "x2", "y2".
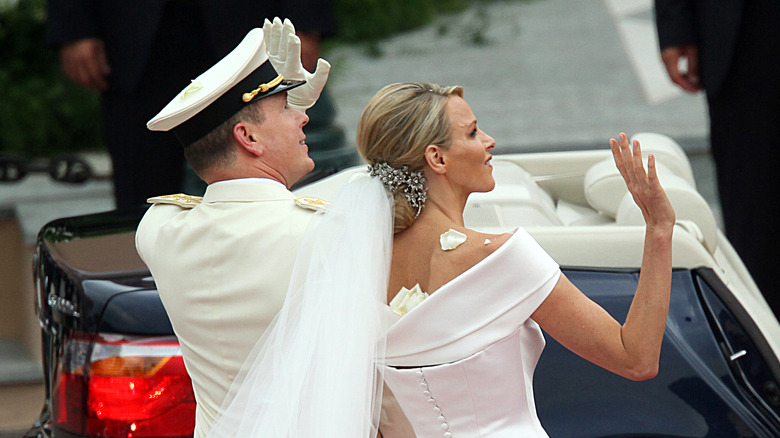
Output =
[{"x1": 135, "y1": 180, "x2": 322, "y2": 438}]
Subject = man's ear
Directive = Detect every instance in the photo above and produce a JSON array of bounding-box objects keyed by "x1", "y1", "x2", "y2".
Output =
[
  {"x1": 425, "y1": 144, "x2": 446, "y2": 175},
  {"x1": 233, "y1": 122, "x2": 264, "y2": 157}
]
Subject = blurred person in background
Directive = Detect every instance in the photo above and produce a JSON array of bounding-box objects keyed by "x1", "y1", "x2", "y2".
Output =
[
  {"x1": 46, "y1": 0, "x2": 334, "y2": 211},
  {"x1": 655, "y1": 0, "x2": 780, "y2": 313}
]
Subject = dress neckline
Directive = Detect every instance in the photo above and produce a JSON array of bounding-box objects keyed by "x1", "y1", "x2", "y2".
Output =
[{"x1": 388, "y1": 228, "x2": 523, "y2": 312}]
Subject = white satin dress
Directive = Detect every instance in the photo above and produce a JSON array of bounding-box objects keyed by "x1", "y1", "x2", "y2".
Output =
[{"x1": 381, "y1": 228, "x2": 561, "y2": 437}]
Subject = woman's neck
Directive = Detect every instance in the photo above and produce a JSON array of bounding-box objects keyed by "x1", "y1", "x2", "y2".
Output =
[
  {"x1": 417, "y1": 198, "x2": 465, "y2": 229},
  {"x1": 421, "y1": 177, "x2": 469, "y2": 227}
]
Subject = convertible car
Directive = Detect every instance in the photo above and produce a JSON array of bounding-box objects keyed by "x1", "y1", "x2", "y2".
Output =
[{"x1": 24, "y1": 133, "x2": 780, "y2": 437}]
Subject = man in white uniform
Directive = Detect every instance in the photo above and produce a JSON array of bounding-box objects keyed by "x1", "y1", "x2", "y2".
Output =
[{"x1": 135, "y1": 21, "x2": 330, "y2": 438}]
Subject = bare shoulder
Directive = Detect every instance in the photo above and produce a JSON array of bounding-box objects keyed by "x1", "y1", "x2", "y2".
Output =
[
  {"x1": 428, "y1": 228, "x2": 514, "y2": 290},
  {"x1": 452, "y1": 228, "x2": 512, "y2": 254},
  {"x1": 480, "y1": 230, "x2": 512, "y2": 248}
]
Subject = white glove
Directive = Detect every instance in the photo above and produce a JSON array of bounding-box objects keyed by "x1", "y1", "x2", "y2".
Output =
[{"x1": 263, "y1": 17, "x2": 331, "y2": 111}]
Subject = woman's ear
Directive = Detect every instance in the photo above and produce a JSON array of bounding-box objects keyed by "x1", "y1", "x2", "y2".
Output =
[
  {"x1": 425, "y1": 144, "x2": 446, "y2": 174},
  {"x1": 233, "y1": 122, "x2": 264, "y2": 157}
]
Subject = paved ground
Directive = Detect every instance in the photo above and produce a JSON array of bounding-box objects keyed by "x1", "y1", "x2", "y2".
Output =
[
  {"x1": 327, "y1": 0, "x2": 708, "y2": 151},
  {"x1": 0, "y1": 383, "x2": 43, "y2": 437},
  {"x1": 0, "y1": 0, "x2": 715, "y2": 434}
]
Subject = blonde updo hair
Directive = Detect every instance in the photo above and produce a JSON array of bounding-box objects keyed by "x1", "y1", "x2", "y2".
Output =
[{"x1": 357, "y1": 82, "x2": 464, "y2": 233}]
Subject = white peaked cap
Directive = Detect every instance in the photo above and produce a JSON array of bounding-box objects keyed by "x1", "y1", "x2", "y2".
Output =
[{"x1": 147, "y1": 28, "x2": 305, "y2": 147}]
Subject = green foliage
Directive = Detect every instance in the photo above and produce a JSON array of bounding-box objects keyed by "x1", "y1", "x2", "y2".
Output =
[
  {"x1": 0, "y1": 0, "x2": 102, "y2": 158},
  {"x1": 330, "y1": 0, "x2": 506, "y2": 57},
  {"x1": 333, "y1": 0, "x2": 470, "y2": 43}
]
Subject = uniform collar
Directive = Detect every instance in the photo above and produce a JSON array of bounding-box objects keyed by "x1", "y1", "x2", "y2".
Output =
[
  {"x1": 202, "y1": 178, "x2": 294, "y2": 203},
  {"x1": 209, "y1": 177, "x2": 286, "y2": 189}
]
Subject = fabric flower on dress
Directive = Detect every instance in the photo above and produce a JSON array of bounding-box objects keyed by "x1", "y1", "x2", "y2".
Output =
[
  {"x1": 389, "y1": 284, "x2": 429, "y2": 316},
  {"x1": 440, "y1": 229, "x2": 467, "y2": 251}
]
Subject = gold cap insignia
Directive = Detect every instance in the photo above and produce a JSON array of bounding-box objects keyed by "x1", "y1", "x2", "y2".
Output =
[
  {"x1": 242, "y1": 74, "x2": 284, "y2": 102},
  {"x1": 181, "y1": 80, "x2": 204, "y2": 101}
]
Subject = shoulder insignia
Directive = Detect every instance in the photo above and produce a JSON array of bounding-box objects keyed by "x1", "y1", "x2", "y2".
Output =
[
  {"x1": 147, "y1": 193, "x2": 202, "y2": 208},
  {"x1": 294, "y1": 196, "x2": 329, "y2": 211}
]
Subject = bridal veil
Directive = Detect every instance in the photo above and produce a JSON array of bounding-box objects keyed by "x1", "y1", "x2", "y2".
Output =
[{"x1": 207, "y1": 173, "x2": 393, "y2": 437}]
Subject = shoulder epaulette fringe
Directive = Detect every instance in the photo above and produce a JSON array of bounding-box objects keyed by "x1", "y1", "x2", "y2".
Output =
[
  {"x1": 294, "y1": 196, "x2": 329, "y2": 211},
  {"x1": 147, "y1": 193, "x2": 203, "y2": 208}
]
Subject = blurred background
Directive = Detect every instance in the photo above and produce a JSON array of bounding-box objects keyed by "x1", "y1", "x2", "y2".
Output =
[{"x1": 0, "y1": 0, "x2": 712, "y2": 435}]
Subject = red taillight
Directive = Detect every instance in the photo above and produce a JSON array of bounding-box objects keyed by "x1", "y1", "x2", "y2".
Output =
[{"x1": 54, "y1": 333, "x2": 195, "y2": 437}]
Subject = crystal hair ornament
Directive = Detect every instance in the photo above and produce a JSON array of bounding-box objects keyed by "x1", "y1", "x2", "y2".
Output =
[{"x1": 368, "y1": 163, "x2": 428, "y2": 217}]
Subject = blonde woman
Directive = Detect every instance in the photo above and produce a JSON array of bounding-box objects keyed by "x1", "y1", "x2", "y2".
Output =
[
  {"x1": 208, "y1": 82, "x2": 675, "y2": 437},
  {"x1": 359, "y1": 82, "x2": 674, "y2": 437}
]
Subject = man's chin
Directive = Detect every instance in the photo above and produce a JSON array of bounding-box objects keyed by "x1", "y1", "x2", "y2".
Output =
[{"x1": 288, "y1": 162, "x2": 316, "y2": 188}]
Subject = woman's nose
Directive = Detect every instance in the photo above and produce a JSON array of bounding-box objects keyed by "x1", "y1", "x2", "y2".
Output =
[{"x1": 484, "y1": 133, "x2": 496, "y2": 151}]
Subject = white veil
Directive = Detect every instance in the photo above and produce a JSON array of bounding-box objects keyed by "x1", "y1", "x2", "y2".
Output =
[{"x1": 207, "y1": 173, "x2": 393, "y2": 437}]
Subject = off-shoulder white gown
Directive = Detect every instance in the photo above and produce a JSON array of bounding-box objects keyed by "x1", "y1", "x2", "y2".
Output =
[{"x1": 380, "y1": 228, "x2": 561, "y2": 437}]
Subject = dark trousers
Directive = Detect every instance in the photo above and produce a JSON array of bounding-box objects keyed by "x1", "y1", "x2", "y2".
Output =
[
  {"x1": 102, "y1": 1, "x2": 214, "y2": 211},
  {"x1": 707, "y1": 0, "x2": 780, "y2": 313}
]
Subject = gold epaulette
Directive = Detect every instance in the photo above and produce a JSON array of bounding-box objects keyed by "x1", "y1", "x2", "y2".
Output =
[
  {"x1": 294, "y1": 196, "x2": 329, "y2": 211},
  {"x1": 147, "y1": 193, "x2": 202, "y2": 209}
]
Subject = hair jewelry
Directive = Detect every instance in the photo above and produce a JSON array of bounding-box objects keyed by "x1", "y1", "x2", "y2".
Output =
[{"x1": 368, "y1": 162, "x2": 428, "y2": 217}]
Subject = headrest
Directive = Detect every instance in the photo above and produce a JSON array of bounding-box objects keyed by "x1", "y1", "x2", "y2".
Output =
[
  {"x1": 584, "y1": 158, "x2": 677, "y2": 216},
  {"x1": 583, "y1": 133, "x2": 696, "y2": 216},
  {"x1": 630, "y1": 133, "x2": 695, "y2": 183},
  {"x1": 615, "y1": 173, "x2": 719, "y2": 252}
]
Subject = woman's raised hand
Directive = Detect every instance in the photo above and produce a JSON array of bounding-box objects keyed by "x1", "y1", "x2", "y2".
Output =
[{"x1": 610, "y1": 133, "x2": 675, "y2": 230}]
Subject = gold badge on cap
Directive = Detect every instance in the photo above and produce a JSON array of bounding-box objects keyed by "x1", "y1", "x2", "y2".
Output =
[
  {"x1": 242, "y1": 74, "x2": 284, "y2": 102},
  {"x1": 181, "y1": 80, "x2": 204, "y2": 101}
]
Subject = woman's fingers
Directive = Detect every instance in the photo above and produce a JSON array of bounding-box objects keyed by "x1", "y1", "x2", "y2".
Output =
[
  {"x1": 632, "y1": 140, "x2": 647, "y2": 179},
  {"x1": 620, "y1": 134, "x2": 637, "y2": 185},
  {"x1": 611, "y1": 133, "x2": 643, "y2": 186},
  {"x1": 631, "y1": 140, "x2": 652, "y2": 197},
  {"x1": 646, "y1": 153, "x2": 658, "y2": 185},
  {"x1": 610, "y1": 133, "x2": 676, "y2": 227},
  {"x1": 610, "y1": 136, "x2": 631, "y2": 183},
  {"x1": 611, "y1": 134, "x2": 654, "y2": 199},
  {"x1": 610, "y1": 139, "x2": 624, "y2": 175}
]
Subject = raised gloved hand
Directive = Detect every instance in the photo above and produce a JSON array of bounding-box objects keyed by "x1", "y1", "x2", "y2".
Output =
[{"x1": 263, "y1": 17, "x2": 331, "y2": 111}]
